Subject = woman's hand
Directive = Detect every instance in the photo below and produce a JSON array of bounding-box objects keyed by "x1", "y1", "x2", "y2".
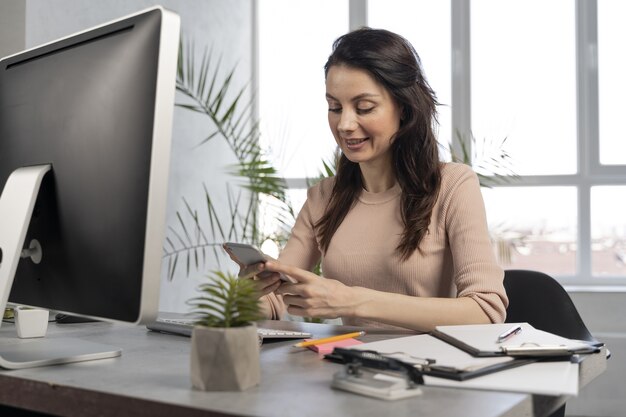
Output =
[
  {"x1": 238, "y1": 263, "x2": 282, "y2": 298},
  {"x1": 262, "y1": 260, "x2": 358, "y2": 319}
]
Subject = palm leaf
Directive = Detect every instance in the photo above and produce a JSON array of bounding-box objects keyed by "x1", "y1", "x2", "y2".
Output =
[
  {"x1": 162, "y1": 39, "x2": 296, "y2": 279},
  {"x1": 188, "y1": 271, "x2": 262, "y2": 328},
  {"x1": 449, "y1": 130, "x2": 519, "y2": 188},
  {"x1": 307, "y1": 147, "x2": 340, "y2": 187}
]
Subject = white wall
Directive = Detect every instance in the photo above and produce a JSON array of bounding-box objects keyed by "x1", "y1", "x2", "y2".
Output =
[
  {"x1": 0, "y1": 0, "x2": 25, "y2": 58},
  {"x1": 566, "y1": 292, "x2": 626, "y2": 417},
  {"x1": 21, "y1": 0, "x2": 255, "y2": 313}
]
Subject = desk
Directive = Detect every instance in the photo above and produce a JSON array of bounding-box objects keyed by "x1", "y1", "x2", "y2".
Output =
[{"x1": 0, "y1": 320, "x2": 605, "y2": 417}]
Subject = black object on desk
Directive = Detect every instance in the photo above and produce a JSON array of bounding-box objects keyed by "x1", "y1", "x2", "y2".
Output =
[
  {"x1": 55, "y1": 314, "x2": 99, "y2": 324},
  {"x1": 327, "y1": 344, "x2": 535, "y2": 382},
  {"x1": 332, "y1": 347, "x2": 426, "y2": 385}
]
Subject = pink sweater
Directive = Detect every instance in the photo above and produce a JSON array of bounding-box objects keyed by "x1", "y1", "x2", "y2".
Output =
[{"x1": 266, "y1": 162, "x2": 507, "y2": 329}]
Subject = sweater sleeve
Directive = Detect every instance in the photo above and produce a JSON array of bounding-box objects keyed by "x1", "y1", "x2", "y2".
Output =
[
  {"x1": 262, "y1": 181, "x2": 326, "y2": 319},
  {"x1": 441, "y1": 164, "x2": 508, "y2": 322}
]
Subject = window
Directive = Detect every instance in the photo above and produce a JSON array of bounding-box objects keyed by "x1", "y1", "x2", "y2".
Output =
[
  {"x1": 591, "y1": 186, "x2": 626, "y2": 276},
  {"x1": 470, "y1": 0, "x2": 580, "y2": 278},
  {"x1": 257, "y1": 0, "x2": 348, "y2": 180},
  {"x1": 471, "y1": 0, "x2": 576, "y2": 176},
  {"x1": 368, "y1": 0, "x2": 452, "y2": 149},
  {"x1": 256, "y1": 0, "x2": 626, "y2": 284},
  {"x1": 482, "y1": 186, "x2": 577, "y2": 276},
  {"x1": 598, "y1": 0, "x2": 626, "y2": 165}
]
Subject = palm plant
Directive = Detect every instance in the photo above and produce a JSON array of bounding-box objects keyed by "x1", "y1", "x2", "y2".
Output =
[
  {"x1": 306, "y1": 147, "x2": 341, "y2": 188},
  {"x1": 188, "y1": 271, "x2": 262, "y2": 327},
  {"x1": 187, "y1": 271, "x2": 262, "y2": 392},
  {"x1": 163, "y1": 39, "x2": 294, "y2": 280},
  {"x1": 448, "y1": 130, "x2": 518, "y2": 188},
  {"x1": 310, "y1": 133, "x2": 517, "y2": 189}
]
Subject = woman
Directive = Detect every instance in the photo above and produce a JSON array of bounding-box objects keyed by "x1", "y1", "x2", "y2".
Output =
[{"x1": 253, "y1": 28, "x2": 507, "y2": 332}]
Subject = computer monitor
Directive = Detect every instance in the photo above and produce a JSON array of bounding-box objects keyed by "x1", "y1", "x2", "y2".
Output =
[{"x1": 0, "y1": 7, "x2": 180, "y2": 368}]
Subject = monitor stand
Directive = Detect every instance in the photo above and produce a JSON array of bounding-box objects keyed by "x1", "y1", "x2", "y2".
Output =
[{"x1": 0, "y1": 164, "x2": 121, "y2": 369}]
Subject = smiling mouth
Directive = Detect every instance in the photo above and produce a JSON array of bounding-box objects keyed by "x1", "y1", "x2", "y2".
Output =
[{"x1": 345, "y1": 138, "x2": 368, "y2": 146}]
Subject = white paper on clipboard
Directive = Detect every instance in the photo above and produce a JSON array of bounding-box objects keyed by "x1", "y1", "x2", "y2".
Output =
[{"x1": 350, "y1": 333, "x2": 579, "y2": 395}]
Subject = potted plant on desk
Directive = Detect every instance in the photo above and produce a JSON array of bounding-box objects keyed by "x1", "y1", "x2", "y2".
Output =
[{"x1": 188, "y1": 271, "x2": 263, "y2": 391}]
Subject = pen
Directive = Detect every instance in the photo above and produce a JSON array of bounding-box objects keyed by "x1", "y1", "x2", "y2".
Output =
[
  {"x1": 497, "y1": 325, "x2": 522, "y2": 343},
  {"x1": 293, "y1": 331, "x2": 366, "y2": 348}
]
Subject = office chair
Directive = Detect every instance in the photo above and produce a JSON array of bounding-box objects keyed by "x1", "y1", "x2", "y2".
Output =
[
  {"x1": 503, "y1": 269, "x2": 599, "y2": 344},
  {"x1": 503, "y1": 269, "x2": 602, "y2": 417}
]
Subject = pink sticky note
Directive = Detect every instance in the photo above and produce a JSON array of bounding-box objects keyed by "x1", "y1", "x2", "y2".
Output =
[{"x1": 306, "y1": 338, "x2": 364, "y2": 357}]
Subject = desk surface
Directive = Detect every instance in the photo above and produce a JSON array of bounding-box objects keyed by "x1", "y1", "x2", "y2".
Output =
[{"x1": 0, "y1": 318, "x2": 606, "y2": 417}]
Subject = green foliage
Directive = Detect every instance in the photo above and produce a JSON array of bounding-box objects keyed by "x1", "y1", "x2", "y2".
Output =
[
  {"x1": 307, "y1": 148, "x2": 340, "y2": 188},
  {"x1": 309, "y1": 133, "x2": 517, "y2": 189},
  {"x1": 301, "y1": 316, "x2": 325, "y2": 324},
  {"x1": 449, "y1": 130, "x2": 518, "y2": 188},
  {"x1": 162, "y1": 38, "x2": 294, "y2": 280},
  {"x1": 188, "y1": 271, "x2": 262, "y2": 328}
]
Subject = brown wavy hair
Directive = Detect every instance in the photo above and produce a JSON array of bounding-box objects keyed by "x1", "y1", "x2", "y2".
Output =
[{"x1": 316, "y1": 28, "x2": 442, "y2": 261}]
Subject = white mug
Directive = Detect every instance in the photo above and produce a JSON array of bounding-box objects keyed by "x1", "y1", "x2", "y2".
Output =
[{"x1": 14, "y1": 306, "x2": 49, "y2": 338}]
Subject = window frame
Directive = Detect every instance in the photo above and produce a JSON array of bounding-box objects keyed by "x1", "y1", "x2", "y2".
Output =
[{"x1": 255, "y1": 0, "x2": 626, "y2": 286}]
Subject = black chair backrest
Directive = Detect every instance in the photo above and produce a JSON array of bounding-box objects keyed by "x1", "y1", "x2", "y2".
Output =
[{"x1": 503, "y1": 269, "x2": 597, "y2": 343}]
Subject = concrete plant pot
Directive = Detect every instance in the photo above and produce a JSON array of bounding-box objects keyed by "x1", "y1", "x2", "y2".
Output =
[{"x1": 190, "y1": 323, "x2": 260, "y2": 391}]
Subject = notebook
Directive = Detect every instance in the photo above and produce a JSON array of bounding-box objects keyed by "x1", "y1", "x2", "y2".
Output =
[
  {"x1": 146, "y1": 317, "x2": 312, "y2": 340},
  {"x1": 343, "y1": 333, "x2": 533, "y2": 381},
  {"x1": 432, "y1": 322, "x2": 601, "y2": 357}
]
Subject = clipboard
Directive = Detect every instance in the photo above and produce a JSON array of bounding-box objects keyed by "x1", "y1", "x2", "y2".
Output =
[
  {"x1": 432, "y1": 323, "x2": 602, "y2": 357},
  {"x1": 329, "y1": 334, "x2": 535, "y2": 381}
]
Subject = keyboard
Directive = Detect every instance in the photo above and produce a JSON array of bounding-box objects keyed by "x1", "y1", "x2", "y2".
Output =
[{"x1": 147, "y1": 317, "x2": 312, "y2": 340}]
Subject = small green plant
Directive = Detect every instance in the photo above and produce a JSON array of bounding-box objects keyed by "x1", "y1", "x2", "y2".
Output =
[
  {"x1": 449, "y1": 130, "x2": 518, "y2": 188},
  {"x1": 188, "y1": 271, "x2": 262, "y2": 328}
]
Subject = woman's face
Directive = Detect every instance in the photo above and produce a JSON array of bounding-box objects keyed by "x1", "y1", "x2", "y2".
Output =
[{"x1": 325, "y1": 65, "x2": 402, "y2": 168}]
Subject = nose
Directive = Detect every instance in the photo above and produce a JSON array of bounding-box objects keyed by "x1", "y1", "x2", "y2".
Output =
[{"x1": 337, "y1": 109, "x2": 358, "y2": 134}]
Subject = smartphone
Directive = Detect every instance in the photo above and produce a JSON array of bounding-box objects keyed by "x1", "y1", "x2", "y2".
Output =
[
  {"x1": 222, "y1": 242, "x2": 293, "y2": 282},
  {"x1": 223, "y1": 242, "x2": 267, "y2": 266}
]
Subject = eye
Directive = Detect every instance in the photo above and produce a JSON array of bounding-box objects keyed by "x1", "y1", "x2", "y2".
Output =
[
  {"x1": 328, "y1": 107, "x2": 342, "y2": 114},
  {"x1": 356, "y1": 107, "x2": 374, "y2": 115}
]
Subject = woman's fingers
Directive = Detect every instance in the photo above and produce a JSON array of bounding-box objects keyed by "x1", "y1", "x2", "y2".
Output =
[
  {"x1": 238, "y1": 263, "x2": 263, "y2": 279},
  {"x1": 256, "y1": 277, "x2": 282, "y2": 297},
  {"x1": 235, "y1": 263, "x2": 283, "y2": 298},
  {"x1": 281, "y1": 294, "x2": 309, "y2": 308},
  {"x1": 263, "y1": 261, "x2": 314, "y2": 284}
]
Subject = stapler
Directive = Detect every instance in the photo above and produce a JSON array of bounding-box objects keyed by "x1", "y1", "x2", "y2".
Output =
[{"x1": 330, "y1": 348, "x2": 424, "y2": 400}]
